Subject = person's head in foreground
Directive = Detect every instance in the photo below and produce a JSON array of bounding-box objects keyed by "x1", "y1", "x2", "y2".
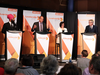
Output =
[
  {"x1": 7, "y1": 14, "x2": 15, "y2": 24},
  {"x1": 96, "y1": 51, "x2": 100, "y2": 56},
  {"x1": 39, "y1": 16, "x2": 44, "y2": 23},
  {"x1": 58, "y1": 63, "x2": 80, "y2": 75},
  {"x1": 4, "y1": 58, "x2": 19, "y2": 75},
  {"x1": 81, "y1": 50, "x2": 88, "y2": 58},
  {"x1": 21, "y1": 54, "x2": 34, "y2": 66},
  {"x1": 89, "y1": 56, "x2": 100, "y2": 75},
  {"x1": 60, "y1": 22, "x2": 65, "y2": 28},
  {"x1": 40, "y1": 55, "x2": 59, "y2": 75},
  {"x1": 89, "y1": 19, "x2": 94, "y2": 26}
]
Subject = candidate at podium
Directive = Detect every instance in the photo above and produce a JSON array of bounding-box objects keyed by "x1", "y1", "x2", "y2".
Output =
[
  {"x1": 2, "y1": 14, "x2": 18, "y2": 60},
  {"x1": 56, "y1": 22, "x2": 68, "y2": 43},
  {"x1": 31, "y1": 16, "x2": 48, "y2": 33},
  {"x1": 2, "y1": 14, "x2": 18, "y2": 35},
  {"x1": 85, "y1": 19, "x2": 98, "y2": 34}
]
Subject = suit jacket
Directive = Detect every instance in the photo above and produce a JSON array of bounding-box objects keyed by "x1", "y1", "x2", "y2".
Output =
[
  {"x1": 31, "y1": 22, "x2": 47, "y2": 32},
  {"x1": 2, "y1": 22, "x2": 18, "y2": 34},
  {"x1": 85, "y1": 25, "x2": 98, "y2": 34}
]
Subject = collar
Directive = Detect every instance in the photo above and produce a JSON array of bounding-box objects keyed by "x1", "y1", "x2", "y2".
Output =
[
  {"x1": 90, "y1": 25, "x2": 93, "y2": 27},
  {"x1": 39, "y1": 22, "x2": 43, "y2": 24},
  {"x1": 9, "y1": 21, "x2": 11, "y2": 25},
  {"x1": 19, "y1": 66, "x2": 33, "y2": 69}
]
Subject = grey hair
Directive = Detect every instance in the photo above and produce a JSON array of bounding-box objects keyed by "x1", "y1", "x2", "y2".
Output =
[
  {"x1": 4, "y1": 58, "x2": 19, "y2": 74},
  {"x1": 40, "y1": 55, "x2": 59, "y2": 74}
]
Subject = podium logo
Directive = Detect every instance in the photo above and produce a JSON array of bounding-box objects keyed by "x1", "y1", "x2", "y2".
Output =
[
  {"x1": 63, "y1": 38, "x2": 72, "y2": 41},
  {"x1": 84, "y1": 38, "x2": 94, "y2": 41},
  {"x1": 46, "y1": 37, "x2": 48, "y2": 40},
  {"x1": 60, "y1": 18, "x2": 63, "y2": 21},
  {"x1": 8, "y1": 36, "x2": 20, "y2": 40},
  {"x1": 38, "y1": 37, "x2": 48, "y2": 40}
]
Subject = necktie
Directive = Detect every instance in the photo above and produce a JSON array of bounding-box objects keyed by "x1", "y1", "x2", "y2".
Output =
[{"x1": 40, "y1": 23, "x2": 43, "y2": 31}]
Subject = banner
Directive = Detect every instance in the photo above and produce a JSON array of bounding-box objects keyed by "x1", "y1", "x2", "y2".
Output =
[
  {"x1": 0, "y1": 7, "x2": 17, "y2": 28},
  {"x1": 82, "y1": 33, "x2": 96, "y2": 59},
  {"x1": 77, "y1": 14, "x2": 95, "y2": 57},
  {"x1": 61, "y1": 33, "x2": 74, "y2": 61},
  {"x1": 7, "y1": 31, "x2": 22, "y2": 60},
  {"x1": 36, "y1": 33, "x2": 50, "y2": 57},
  {"x1": 22, "y1": 10, "x2": 41, "y2": 54},
  {"x1": 0, "y1": 7, "x2": 17, "y2": 55},
  {"x1": 47, "y1": 12, "x2": 64, "y2": 54}
]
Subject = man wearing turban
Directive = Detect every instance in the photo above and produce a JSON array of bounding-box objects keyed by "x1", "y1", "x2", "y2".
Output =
[
  {"x1": 2, "y1": 14, "x2": 18, "y2": 34},
  {"x1": 2, "y1": 14, "x2": 18, "y2": 60}
]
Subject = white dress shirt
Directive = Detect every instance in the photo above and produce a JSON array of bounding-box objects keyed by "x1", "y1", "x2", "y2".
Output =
[
  {"x1": 39, "y1": 22, "x2": 43, "y2": 31},
  {"x1": 9, "y1": 21, "x2": 14, "y2": 27}
]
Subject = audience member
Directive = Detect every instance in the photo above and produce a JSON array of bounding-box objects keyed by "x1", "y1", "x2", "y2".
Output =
[
  {"x1": 89, "y1": 56, "x2": 100, "y2": 75},
  {"x1": 77, "y1": 50, "x2": 90, "y2": 72},
  {"x1": 96, "y1": 51, "x2": 100, "y2": 56},
  {"x1": 16, "y1": 54, "x2": 39, "y2": 75},
  {"x1": 40, "y1": 55, "x2": 59, "y2": 75},
  {"x1": 4, "y1": 58, "x2": 24, "y2": 75},
  {"x1": 82, "y1": 54, "x2": 97, "y2": 75},
  {"x1": 0, "y1": 67, "x2": 4, "y2": 75},
  {"x1": 58, "y1": 63, "x2": 80, "y2": 75}
]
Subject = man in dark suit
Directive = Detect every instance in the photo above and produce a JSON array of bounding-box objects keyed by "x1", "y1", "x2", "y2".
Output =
[
  {"x1": 2, "y1": 14, "x2": 18, "y2": 34},
  {"x1": 2, "y1": 14, "x2": 18, "y2": 60},
  {"x1": 85, "y1": 19, "x2": 98, "y2": 34},
  {"x1": 31, "y1": 16, "x2": 48, "y2": 33}
]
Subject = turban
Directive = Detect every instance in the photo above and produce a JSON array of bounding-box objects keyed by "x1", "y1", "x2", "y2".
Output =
[{"x1": 7, "y1": 14, "x2": 14, "y2": 20}]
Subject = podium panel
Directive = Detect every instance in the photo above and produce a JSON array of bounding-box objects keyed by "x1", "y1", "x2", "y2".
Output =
[
  {"x1": 82, "y1": 33, "x2": 97, "y2": 59},
  {"x1": 60, "y1": 33, "x2": 74, "y2": 62},
  {"x1": 35, "y1": 32, "x2": 50, "y2": 57},
  {"x1": 6, "y1": 31, "x2": 22, "y2": 60}
]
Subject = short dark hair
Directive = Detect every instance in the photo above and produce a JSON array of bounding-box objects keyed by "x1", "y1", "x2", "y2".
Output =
[
  {"x1": 90, "y1": 56, "x2": 100, "y2": 73},
  {"x1": 60, "y1": 22, "x2": 64, "y2": 27},
  {"x1": 81, "y1": 50, "x2": 88, "y2": 57},
  {"x1": 58, "y1": 63, "x2": 79, "y2": 75},
  {"x1": 21, "y1": 54, "x2": 34, "y2": 66}
]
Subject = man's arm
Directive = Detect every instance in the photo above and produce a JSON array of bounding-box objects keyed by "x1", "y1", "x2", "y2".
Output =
[
  {"x1": 2, "y1": 24, "x2": 6, "y2": 34},
  {"x1": 44, "y1": 23, "x2": 50, "y2": 32},
  {"x1": 95, "y1": 26, "x2": 98, "y2": 34},
  {"x1": 31, "y1": 22, "x2": 37, "y2": 32},
  {"x1": 85, "y1": 26, "x2": 88, "y2": 33}
]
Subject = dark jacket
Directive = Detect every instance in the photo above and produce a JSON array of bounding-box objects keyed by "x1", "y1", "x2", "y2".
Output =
[
  {"x1": 2, "y1": 22, "x2": 18, "y2": 34},
  {"x1": 85, "y1": 25, "x2": 98, "y2": 34},
  {"x1": 31, "y1": 22, "x2": 47, "y2": 32}
]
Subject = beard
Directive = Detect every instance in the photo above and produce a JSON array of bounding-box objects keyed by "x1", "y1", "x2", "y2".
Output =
[{"x1": 11, "y1": 20, "x2": 15, "y2": 25}]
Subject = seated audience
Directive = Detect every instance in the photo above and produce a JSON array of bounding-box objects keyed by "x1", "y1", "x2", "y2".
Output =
[
  {"x1": 40, "y1": 55, "x2": 59, "y2": 75},
  {"x1": 78, "y1": 67, "x2": 82, "y2": 75},
  {"x1": 58, "y1": 63, "x2": 80, "y2": 75},
  {"x1": 83, "y1": 67, "x2": 90, "y2": 75},
  {"x1": 4, "y1": 58, "x2": 24, "y2": 75},
  {"x1": 82, "y1": 54, "x2": 97, "y2": 75},
  {"x1": 89, "y1": 56, "x2": 100, "y2": 75},
  {"x1": 16, "y1": 54, "x2": 39, "y2": 75},
  {"x1": 0, "y1": 67, "x2": 4, "y2": 75},
  {"x1": 77, "y1": 50, "x2": 90, "y2": 72}
]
